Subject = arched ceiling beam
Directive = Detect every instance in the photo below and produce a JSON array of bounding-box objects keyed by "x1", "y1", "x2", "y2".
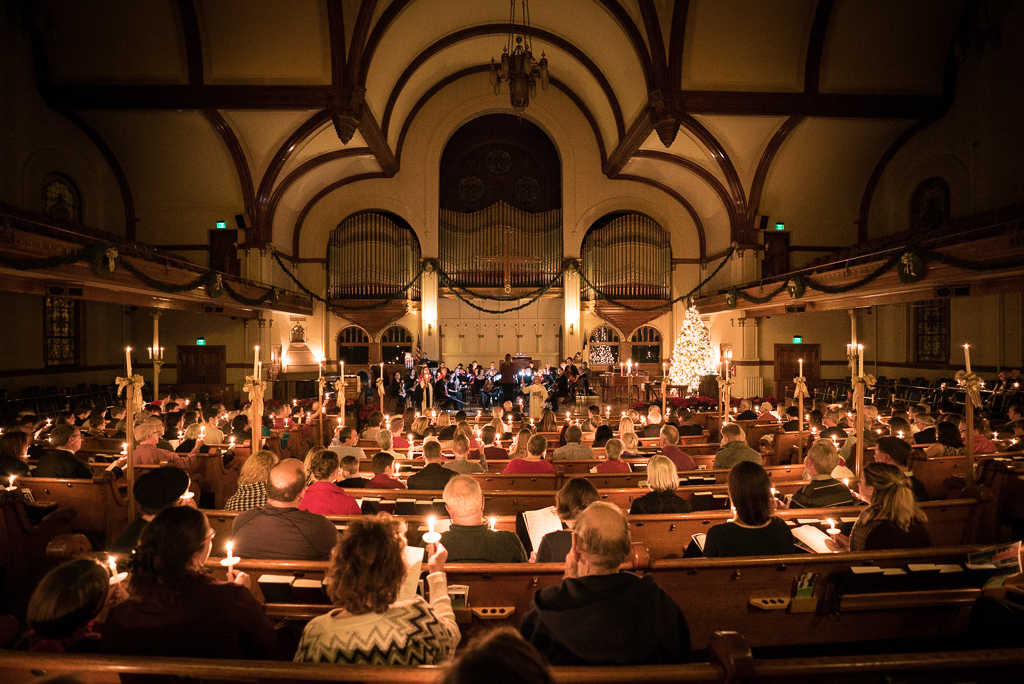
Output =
[
  {"x1": 857, "y1": 119, "x2": 935, "y2": 244},
  {"x1": 380, "y1": 25, "x2": 625, "y2": 141},
  {"x1": 266, "y1": 147, "x2": 372, "y2": 232},
  {"x1": 637, "y1": 0, "x2": 669, "y2": 87},
  {"x1": 177, "y1": 0, "x2": 203, "y2": 85},
  {"x1": 326, "y1": 0, "x2": 347, "y2": 85},
  {"x1": 360, "y1": 0, "x2": 654, "y2": 92},
  {"x1": 679, "y1": 114, "x2": 747, "y2": 242},
  {"x1": 616, "y1": 174, "x2": 706, "y2": 260},
  {"x1": 631, "y1": 149, "x2": 737, "y2": 236},
  {"x1": 344, "y1": 0, "x2": 376, "y2": 85},
  {"x1": 200, "y1": 110, "x2": 256, "y2": 219},
  {"x1": 804, "y1": 0, "x2": 833, "y2": 94},
  {"x1": 667, "y1": 0, "x2": 689, "y2": 86},
  {"x1": 291, "y1": 172, "x2": 387, "y2": 259},
  {"x1": 253, "y1": 110, "x2": 332, "y2": 243},
  {"x1": 393, "y1": 67, "x2": 607, "y2": 168},
  {"x1": 746, "y1": 115, "x2": 804, "y2": 240}
]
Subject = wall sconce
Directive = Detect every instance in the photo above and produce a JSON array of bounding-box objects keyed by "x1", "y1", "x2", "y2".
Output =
[
  {"x1": 569, "y1": 323, "x2": 574, "y2": 335},
  {"x1": 427, "y1": 323, "x2": 433, "y2": 336}
]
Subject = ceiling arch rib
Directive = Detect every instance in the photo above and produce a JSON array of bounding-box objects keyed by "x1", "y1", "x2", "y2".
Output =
[
  {"x1": 746, "y1": 115, "x2": 805, "y2": 234},
  {"x1": 631, "y1": 149, "x2": 737, "y2": 235},
  {"x1": 291, "y1": 173, "x2": 387, "y2": 259},
  {"x1": 615, "y1": 174, "x2": 706, "y2": 260},
  {"x1": 266, "y1": 148, "x2": 373, "y2": 233},
  {"x1": 679, "y1": 114, "x2": 746, "y2": 241},
  {"x1": 379, "y1": 25, "x2": 626, "y2": 143},
  {"x1": 200, "y1": 110, "x2": 255, "y2": 219}
]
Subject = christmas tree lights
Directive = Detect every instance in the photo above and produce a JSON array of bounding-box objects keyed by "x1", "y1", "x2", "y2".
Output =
[
  {"x1": 589, "y1": 327, "x2": 616, "y2": 364},
  {"x1": 669, "y1": 306, "x2": 718, "y2": 388}
]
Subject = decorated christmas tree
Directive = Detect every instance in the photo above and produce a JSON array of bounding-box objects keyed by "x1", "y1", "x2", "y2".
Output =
[
  {"x1": 669, "y1": 305, "x2": 718, "y2": 389},
  {"x1": 588, "y1": 327, "x2": 615, "y2": 365}
]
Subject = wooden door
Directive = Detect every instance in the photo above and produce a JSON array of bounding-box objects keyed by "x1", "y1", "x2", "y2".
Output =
[
  {"x1": 177, "y1": 345, "x2": 227, "y2": 385},
  {"x1": 774, "y1": 344, "x2": 819, "y2": 400},
  {"x1": 209, "y1": 230, "x2": 241, "y2": 276}
]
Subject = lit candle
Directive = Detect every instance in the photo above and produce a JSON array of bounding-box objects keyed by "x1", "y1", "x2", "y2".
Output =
[
  {"x1": 220, "y1": 540, "x2": 240, "y2": 567},
  {"x1": 7, "y1": 474, "x2": 15, "y2": 490},
  {"x1": 770, "y1": 486, "x2": 776, "y2": 499},
  {"x1": 963, "y1": 344, "x2": 971, "y2": 374},
  {"x1": 108, "y1": 555, "x2": 127, "y2": 585},
  {"x1": 125, "y1": 347, "x2": 132, "y2": 376},
  {"x1": 843, "y1": 478, "x2": 849, "y2": 487},
  {"x1": 423, "y1": 515, "x2": 441, "y2": 544},
  {"x1": 566, "y1": 411, "x2": 571, "y2": 421},
  {"x1": 798, "y1": 358, "x2": 803, "y2": 377},
  {"x1": 488, "y1": 517, "x2": 497, "y2": 531},
  {"x1": 857, "y1": 344, "x2": 864, "y2": 377},
  {"x1": 121, "y1": 443, "x2": 127, "y2": 455},
  {"x1": 253, "y1": 346, "x2": 259, "y2": 376},
  {"x1": 605, "y1": 406, "x2": 610, "y2": 417},
  {"x1": 530, "y1": 418, "x2": 535, "y2": 426},
  {"x1": 229, "y1": 437, "x2": 235, "y2": 448},
  {"x1": 897, "y1": 430, "x2": 904, "y2": 439},
  {"x1": 831, "y1": 436, "x2": 838, "y2": 448},
  {"x1": 826, "y1": 518, "x2": 840, "y2": 535}
]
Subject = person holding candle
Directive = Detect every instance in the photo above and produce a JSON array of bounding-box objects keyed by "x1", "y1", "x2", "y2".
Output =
[
  {"x1": 523, "y1": 374, "x2": 550, "y2": 420},
  {"x1": 840, "y1": 462, "x2": 932, "y2": 552},
  {"x1": 703, "y1": 462, "x2": 795, "y2": 558},
  {"x1": 789, "y1": 441, "x2": 857, "y2": 509},
  {"x1": 922, "y1": 421, "x2": 967, "y2": 458},
  {"x1": 479, "y1": 425, "x2": 510, "y2": 461},
  {"x1": 294, "y1": 514, "x2": 458, "y2": 665},
  {"x1": 508, "y1": 428, "x2": 533, "y2": 460},
  {"x1": 134, "y1": 423, "x2": 201, "y2": 469},
  {"x1": 20, "y1": 558, "x2": 128, "y2": 653},
  {"x1": 103, "y1": 506, "x2": 277, "y2": 659},
  {"x1": 36, "y1": 424, "x2": 114, "y2": 479},
  {"x1": 0, "y1": 429, "x2": 31, "y2": 478},
  {"x1": 327, "y1": 425, "x2": 366, "y2": 460},
  {"x1": 503, "y1": 434, "x2": 556, "y2": 474}
]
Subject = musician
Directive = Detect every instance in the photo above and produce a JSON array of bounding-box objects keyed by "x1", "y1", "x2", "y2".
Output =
[
  {"x1": 499, "y1": 354, "x2": 517, "y2": 404},
  {"x1": 447, "y1": 369, "x2": 465, "y2": 408},
  {"x1": 548, "y1": 366, "x2": 575, "y2": 412},
  {"x1": 482, "y1": 368, "x2": 501, "y2": 409},
  {"x1": 434, "y1": 369, "x2": 453, "y2": 410},
  {"x1": 388, "y1": 371, "x2": 407, "y2": 412}
]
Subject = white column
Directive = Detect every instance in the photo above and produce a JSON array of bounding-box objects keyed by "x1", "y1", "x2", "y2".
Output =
[
  {"x1": 563, "y1": 270, "x2": 582, "y2": 359},
  {"x1": 421, "y1": 271, "x2": 439, "y2": 360}
]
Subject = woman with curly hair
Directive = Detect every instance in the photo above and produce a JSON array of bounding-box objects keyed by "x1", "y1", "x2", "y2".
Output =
[
  {"x1": 223, "y1": 450, "x2": 278, "y2": 511},
  {"x1": 294, "y1": 514, "x2": 459, "y2": 665},
  {"x1": 102, "y1": 506, "x2": 276, "y2": 658},
  {"x1": 847, "y1": 461, "x2": 931, "y2": 552}
]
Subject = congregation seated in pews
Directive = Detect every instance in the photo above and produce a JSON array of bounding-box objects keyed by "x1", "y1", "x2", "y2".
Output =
[{"x1": 5, "y1": 388, "x2": 1024, "y2": 679}]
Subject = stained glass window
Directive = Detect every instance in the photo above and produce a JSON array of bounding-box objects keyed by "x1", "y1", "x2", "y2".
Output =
[
  {"x1": 44, "y1": 298, "x2": 78, "y2": 366},
  {"x1": 43, "y1": 174, "x2": 80, "y2": 222},
  {"x1": 631, "y1": 326, "x2": 662, "y2": 363},
  {"x1": 913, "y1": 300, "x2": 949, "y2": 364}
]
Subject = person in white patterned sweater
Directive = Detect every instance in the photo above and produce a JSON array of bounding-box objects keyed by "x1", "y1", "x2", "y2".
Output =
[{"x1": 293, "y1": 514, "x2": 459, "y2": 665}]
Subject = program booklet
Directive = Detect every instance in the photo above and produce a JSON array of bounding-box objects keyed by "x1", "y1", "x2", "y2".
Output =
[
  {"x1": 791, "y1": 525, "x2": 837, "y2": 554},
  {"x1": 523, "y1": 506, "x2": 564, "y2": 552}
]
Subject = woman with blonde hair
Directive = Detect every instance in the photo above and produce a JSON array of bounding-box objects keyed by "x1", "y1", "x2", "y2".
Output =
[
  {"x1": 618, "y1": 415, "x2": 635, "y2": 437},
  {"x1": 294, "y1": 514, "x2": 458, "y2": 665},
  {"x1": 455, "y1": 421, "x2": 479, "y2": 449},
  {"x1": 536, "y1": 409, "x2": 557, "y2": 433},
  {"x1": 303, "y1": 446, "x2": 328, "y2": 486},
  {"x1": 848, "y1": 462, "x2": 931, "y2": 551},
  {"x1": 410, "y1": 415, "x2": 430, "y2": 440},
  {"x1": 628, "y1": 455, "x2": 690, "y2": 514},
  {"x1": 224, "y1": 450, "x2": 279, "y2": 511},
  {"x1": 510, "y1": 428, "x2": 533, "y2": 460},
  {"x1": 620, "y1": 431, "x2": 640, "y2": 458}
]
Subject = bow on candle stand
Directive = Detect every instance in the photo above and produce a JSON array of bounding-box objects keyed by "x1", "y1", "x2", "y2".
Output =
[
  {"x1": 955, "y1": 370, "x2": 983, "y2": 407},
  {"x1": 115, "y1": 375, "x2": 146, "y2": 414},
  {"x1": 243, "y1": 374, "x2": 267, "y2": 425}
]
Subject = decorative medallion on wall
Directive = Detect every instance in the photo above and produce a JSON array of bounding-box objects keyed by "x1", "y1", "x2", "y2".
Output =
[
  {"x1": 458, "y1": 177, "x2": 485, "y2": 204},
  {"x1": 515, "y1": 177, "x2": 539, "y2": 203},
  {"x1": 486, "y1": 149, "x2": 512, "y2": 175}
]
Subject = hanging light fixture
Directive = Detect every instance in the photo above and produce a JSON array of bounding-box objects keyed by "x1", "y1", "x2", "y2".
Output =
[{"x1": 489, "y1": 0, "x2": 548, "y2": 116}]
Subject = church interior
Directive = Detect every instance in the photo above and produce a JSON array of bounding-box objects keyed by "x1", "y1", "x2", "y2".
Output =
[{"x1": 2, "y1": 0, "x2": 1024, "y2": 680}]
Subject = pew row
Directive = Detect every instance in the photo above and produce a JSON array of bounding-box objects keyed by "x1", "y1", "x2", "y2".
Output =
[
  {"x1": 17, "y1": 474, "x2": 128, "y2": 546},
  {"x1": 199, "y1": 545, "x2": 997, "y2": 653}
]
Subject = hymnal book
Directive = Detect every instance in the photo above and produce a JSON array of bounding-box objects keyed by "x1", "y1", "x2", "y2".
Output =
[
  {"x1": 397, "y1": 544, "x2": 424, "y2": 601},
  {"x1": 292, "y1": 579, "x2": 328, "y2": 604},
  {"x1": 257, "y1": 574, "x2": 298, "y2": 603},
  {"x1": 523, "y1": 506, "x2": 564, "y2": 553},
  {"x1": 968, "y1": 541, "x2": 1022, "y2": 577},
  {"x1": 790, "y1": 525, "x2": 837, "y2": 554}
]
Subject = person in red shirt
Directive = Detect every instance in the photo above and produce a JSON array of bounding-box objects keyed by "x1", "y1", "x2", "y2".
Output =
[
  {"x1": 503, "y1": 434, "x2": 556, "y2": 474},
  {"x1": 390, "y1": 416, "x2": 410, "y2": 449},
  {"x1": 299, "y1": 450, "x2": 361, "y2": 515},
  {"x1": 479, "y1": 425, "x2": 509, "y2": 460},
  {"x1": 595, "y1": 438, "x2": 631, "y2": 473},
  {"x1": 366, "y1": 452, "x2": 407, "y2": 489},
  {"x1": 659, "y1": 424, "x2": 695, "y2": 472}
]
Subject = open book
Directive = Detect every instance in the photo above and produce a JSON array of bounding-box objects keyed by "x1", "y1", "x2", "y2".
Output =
[
  {"x1": 791, "y1": 525, "x2": 838, "y2": 554},
  {"x1": 398, "y1": 544, "x2": 425, "y2": 601},
  {"x1": 523, "y1": 506, "x2": 564, "y2": 552}
]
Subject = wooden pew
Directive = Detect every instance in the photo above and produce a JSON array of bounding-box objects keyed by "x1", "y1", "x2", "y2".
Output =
[
  {"x1": 2, "y1": 638, "x2": 1022, "y2": 684},
  {"x1": 192, "y1": 449, "x2": 240, "y2": 509},
  {"x1": 17, "y1": 473, "x2": 128, "y2": 546},
  {"x1": 910, "y1": 451, "x2": 1002, "y2": 500}
]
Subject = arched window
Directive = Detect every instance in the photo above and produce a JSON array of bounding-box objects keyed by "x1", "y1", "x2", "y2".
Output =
[
  {"x1": 581, "y1": 213, "x2": 671, "y2": 300},
  {"x1": 630, "y1": 326, "x2": 662, "y2": 363},
  {"x1": 337, "y1": 326, "x2": 370, "y2": 364},
  {"x1": 328, "y1": 211, "x2": 420, "y2": 300},
  {"x1": 588, "y1": 326, "x2": 620, "y2": 365},
  {"x1": 381, "y1": 326, "x2": 413, "y2": 364},
  {"x1": 42, "y1": 173, "x2": 81, "y2": 222},
  {"x1": 910, "y1": 177, "x2": 950, "y2": 230}
]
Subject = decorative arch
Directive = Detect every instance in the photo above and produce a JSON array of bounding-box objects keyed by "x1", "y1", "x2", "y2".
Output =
[
  {"x1": 42, "y1": 172, "x2": 82, "y2": 222},
  {"x1": 380, "y1": 324, "x2": 414, "y2": 364},
  {"x1": 630, "y1": 325, "x2": 662, "y2": 363},
  {"x1": 337, "y1": 325, "x2": 370, "y2": 365}
]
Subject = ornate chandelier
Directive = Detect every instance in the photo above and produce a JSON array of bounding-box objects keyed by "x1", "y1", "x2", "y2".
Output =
[{"x1": 489, "y1": 0, "x2": 549, "y2": 116}]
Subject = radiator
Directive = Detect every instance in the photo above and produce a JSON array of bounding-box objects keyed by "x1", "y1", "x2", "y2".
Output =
[{"x1": 744, "y1": 377, "x2": 764, "y2": 399}]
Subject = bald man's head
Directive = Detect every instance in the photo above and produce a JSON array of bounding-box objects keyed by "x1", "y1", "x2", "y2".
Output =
[
  {"x1": 572, "y1": 502, "x2": 631, "y2": 573},
  {"x1": 266, "y1": 459, "x2": 306, "y2": 504}
]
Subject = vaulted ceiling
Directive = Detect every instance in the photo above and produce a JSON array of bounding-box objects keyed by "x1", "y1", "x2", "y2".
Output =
[{"x1": 24, "y1": 0, "x2": 974, "y2": 263}]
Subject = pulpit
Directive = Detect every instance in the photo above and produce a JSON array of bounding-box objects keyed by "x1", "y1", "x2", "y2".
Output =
[{"x1": 599, "y1": 372, "x2": 649, "y2": 406}]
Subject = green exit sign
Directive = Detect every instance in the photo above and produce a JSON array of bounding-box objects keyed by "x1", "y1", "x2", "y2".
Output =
[
  {"x1": 775, "y1": 222, "x2": 785, "y2": 231},
  {"x1": 793, "y1": 336, "x2": 803, "y2": 344},
  {"x1": 196, "y1": 337, "x2": 207, "y2": 346},
  {"x1": 216, "y1": 220, "x2": 227, "y2": 229}
]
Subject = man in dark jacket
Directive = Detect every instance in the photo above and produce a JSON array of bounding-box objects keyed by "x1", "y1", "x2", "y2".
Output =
[
  {"x1": 36, "y1": 424, "x2": 94, "y2": 479},
  {"x1": 520, "y1": 502, "x2": 690, "y2": 665},
  {"x1": 407, "y1": 440, "x2": 458, "y2": 490}
]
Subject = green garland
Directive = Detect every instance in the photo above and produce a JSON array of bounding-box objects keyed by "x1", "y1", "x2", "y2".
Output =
[
  {"x1": 0, "y1": 241, "x2": 280, "y2": 306},
  {"x1": 272, "y1": 250, "x2": 423, "y2": 310},
  {"x1": 435, "y1": 264, "x2": 565, "y2": 314}
]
